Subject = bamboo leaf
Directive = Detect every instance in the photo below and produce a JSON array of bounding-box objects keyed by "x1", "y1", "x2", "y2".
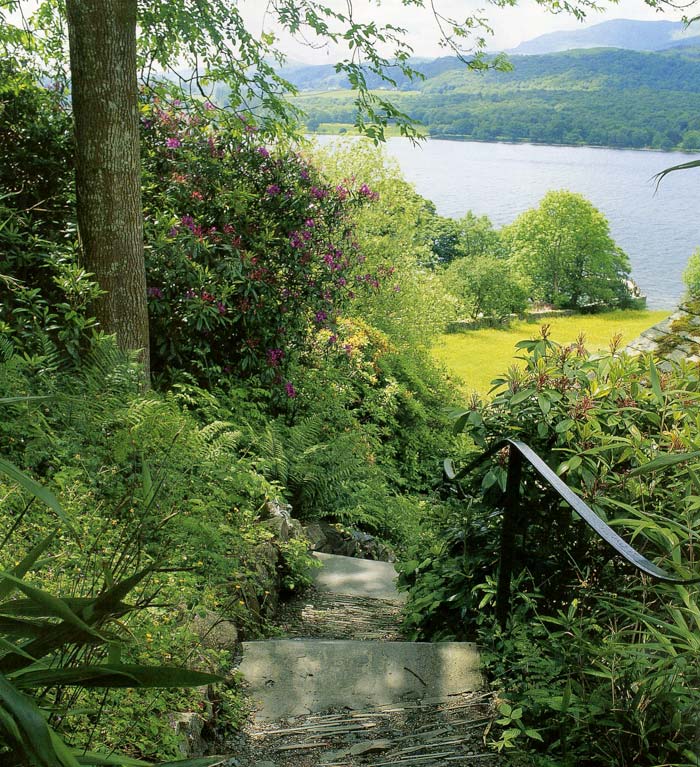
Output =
[
  {"x1": 648, "y1": 359, "x2": 664, "y2": 404},
  {"x1": 629, "y1": 451, "x2": 700, "y2": 477},
  {"x1": 14, "y1": 664, "x2": 222, "y2": 689},
  {"x1": 0, "y1": 672, "x2": 56, "y2": 766},
  {"x1": 49, "y1": 728, "x2": 82, "y2": 767},
  {"x1": 0, "y1": 574, "x2": 104, "y2": 640},
  {"x1": 0, "y1": 457, "x2": 73, "y2": 530},
  {"x1": 0, "y1": 532, "x2": 57, "y2": 602},
  {"x1": 156, "y1": 759, "x2": 229, "y2": 767}
]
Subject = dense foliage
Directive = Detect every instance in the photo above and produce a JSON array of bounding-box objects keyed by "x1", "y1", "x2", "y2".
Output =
[
  {"x1": 502, "y1": 190, "x2": 632, "y2": 309},
  {"x1": 399, "y1": 329, "x2": 700, "y2": 765},
  {"x1": 141, "y1": 99, "x2": 383, "y2": 391},
  {"x1": 293, "y1": 47, "x2": 700, "y2": 151},
  {"x1": 3, "y1": 59, "x2": 698, "y2": 767},
  {"x1": 0, "y1": 76, "x2": 466, "y2": 763}
]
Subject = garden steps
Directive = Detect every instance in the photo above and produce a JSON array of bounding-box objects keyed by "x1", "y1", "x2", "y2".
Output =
[{"x1": 232, "y1": 553, "x2": 495, "y2": 767}]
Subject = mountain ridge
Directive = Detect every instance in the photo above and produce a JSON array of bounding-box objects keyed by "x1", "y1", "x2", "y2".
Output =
[{"x1": 508, "y1": 18, "x2": 700, "y2": 55}]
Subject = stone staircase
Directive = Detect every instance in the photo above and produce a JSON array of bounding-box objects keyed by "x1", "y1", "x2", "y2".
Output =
[{"x1": 232, "y1": 552, "x2": 496, "y2": 767}]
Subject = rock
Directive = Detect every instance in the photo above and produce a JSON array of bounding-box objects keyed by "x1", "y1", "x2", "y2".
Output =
[
  {"x1": 261, "y1": 499, "x2": 292, "y2": 521},
  {"x1": 191, "y1": 609, "x2": 239, "y2": 652},
  {"x1": 262, "y1": 514, "x2": 291, "y2": 541},
  {"x1": 170, "y1": 711, "x2": 207, "y2": 756},
  {"x1": 303, "y1": 521, "x2": 327, "y2": 550}
]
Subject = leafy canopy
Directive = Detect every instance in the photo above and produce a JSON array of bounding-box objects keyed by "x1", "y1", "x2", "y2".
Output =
[
  {"x1": 502, "y1": 189, "x2": 631, "y2": 309},
  {"x1": 0, "y1": 0, "x2": 662, "y2": 141}
]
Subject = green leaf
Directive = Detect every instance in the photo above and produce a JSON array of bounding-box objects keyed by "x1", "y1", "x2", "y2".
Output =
[
  {"x1": 555, "y1": 418, "x2": 574, "y2": 433},
  {"x1": 510, "y1": 388, "x2": 535, "y2": 405},
  {"x1": 648, "y1": 359, "x2": 664, "y2": 403},
  {"x1": 14, "y1": 664, "x2": 222, "y2": 689},
  {"x1": 0, "y1": 672, "x2": 56, "y2": 766},
  {"x1": 74, "y1": 752, "x2": 151, "y2": 766},
  {"x1": 49, "y1": 728, "x2": 82, "y2": 767},
  {"x1": 156, "y1": 759, "x2": 229, "y2": 767},
  {"x1": 628, "y1": 450, "x2": 700, "y2": 477},
  {"x1": 0, "y1": 574, "x2": 103, "y2": 640},
  {"x1": 0, "y1": 616, "x2": 45, "y2": 638},
  {"x1": 0, "y1": 457, "x2": 73, "y2": 530},
  {"x1": 537, "y1": 393, "x2": 551, "y2": 415},
  {"x1": 0, "y1": 532, "x2": 57, "y2": 602}
]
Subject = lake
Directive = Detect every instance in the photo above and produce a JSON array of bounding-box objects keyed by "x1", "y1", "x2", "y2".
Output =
[{"x1": 317, "y1": 137, "x2": 700, "y2": 309}]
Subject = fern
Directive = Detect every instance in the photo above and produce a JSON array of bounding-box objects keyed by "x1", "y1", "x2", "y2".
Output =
[
  {"x1": 251, "y1": 416, "x2": 379, "y2": 521},
  {"x1": 0, "y1": 334, "x2": 13, "y2": 363}
]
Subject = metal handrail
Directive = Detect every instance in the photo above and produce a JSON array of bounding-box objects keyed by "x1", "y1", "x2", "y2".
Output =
[{"x1": 444, "y1": 438, "x2": 700, "y2": 628}]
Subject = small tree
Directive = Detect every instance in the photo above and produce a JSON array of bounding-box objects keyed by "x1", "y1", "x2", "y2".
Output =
[
  {"x1": 423, "y1": 211, "x2": 501, "y2": 268},
  {"x1": 502, "y1": 190, "x2": 631, "y2": 309},
  {"x1": 683, "y1": 248, "x2": 700, "y2": 300},
  {"x1": 444, "y1": 254, "x2": 528, "y2": 320}
]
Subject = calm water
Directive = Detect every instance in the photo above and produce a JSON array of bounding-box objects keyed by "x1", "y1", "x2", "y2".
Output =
[{"x1": 320, "y1": 137, "x2": 700, "y2": 309}]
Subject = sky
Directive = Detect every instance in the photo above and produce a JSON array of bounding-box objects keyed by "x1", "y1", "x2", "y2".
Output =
[{"x1": 243, "y1": 0, "x2": 692, "y2": 64}]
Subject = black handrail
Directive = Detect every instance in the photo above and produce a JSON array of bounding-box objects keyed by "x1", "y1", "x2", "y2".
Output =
[{"x1": 444, "y1": 438, "x2": 700, "y2": 629}]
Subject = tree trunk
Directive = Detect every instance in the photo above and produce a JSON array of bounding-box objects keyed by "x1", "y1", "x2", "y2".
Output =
[{"x1": 66, "y1": 0, "x2": 150, "y2": 378}]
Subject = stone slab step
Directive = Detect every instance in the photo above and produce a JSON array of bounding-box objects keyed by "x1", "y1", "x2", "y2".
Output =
[
  {"x1": 311, "y1": 552, "x2": 407, "y2": 603},
  {"x1": 238, "y1": 639, "x2": 483, "y2": 720},
  {"x1": 277, "y1": 590, "x2": 405, "y2": 641}
]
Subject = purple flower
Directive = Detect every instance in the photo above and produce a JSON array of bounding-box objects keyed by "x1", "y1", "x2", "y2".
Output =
[
  {"x1": 217, "y1": 301, "x2": 227, "y2": 315},
  {"x1": 147, "y1": 287, "x2": 163, "y2": 298},
  {"x1": 267, "y1": 349, "x2": 284, "y2": 367},
  {"x1": 289, "y1": 231, "x2": 303, "y2": 249},
  {"x1": 359, "y1": 183, "x2": 379, "y2": 201},
  {"x1": 285, "y1": 381, "x2": 297, "y2": 398},
  {"x1": 266, "y1": 184, "x2": 281, "y2": 196},
  {"x1": 257, "y1": 147, "x2": 270, "y2": 159},
  {"x1": 180, "y1": 215, "x2": 196, "y2": 231},
  {"x1": 305, "y1": 218, "x2": 315, "y2": 228},
  {"x1": 166, "y1": 137, "x2": 182, "y2": 148},
  {"x1": 328, "y1": 334, "x2": 338, "y2": 345},
  {"x1": 300, "y1": 169, "x2": 310, "y2": 181},
  {"x1": 302, "y1": 229, "x2": 312, "y2": 241},
  {"x1": 204, "y1": 101, "x2": 215, "y2": 111},
  {"x1": 311, "y1": 186, "x2": 329, "y2": 200},
  {"x1": 168, "y1": 226, "x2": 178, "y2": 237},
  {"x1": 314, "y1": 310, "x2": 328, "y2": 324}
]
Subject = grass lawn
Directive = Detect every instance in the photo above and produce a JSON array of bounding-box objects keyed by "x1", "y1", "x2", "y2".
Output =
[{"x1": 433, "y1": 309, "x2": 671, "y2": 396}]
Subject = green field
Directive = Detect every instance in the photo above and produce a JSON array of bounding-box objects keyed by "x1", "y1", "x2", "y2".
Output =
[{"x1": 433, "y1": 309, "x2": 671, "y2": 396}]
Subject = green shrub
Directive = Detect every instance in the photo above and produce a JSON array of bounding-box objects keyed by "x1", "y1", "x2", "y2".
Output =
[
  {"x1": 0, "y1": 342, "x2": 315, "y2": 760},
  {"x1": 141, "y1": 97, "x2": 383, "y2": 391},
  {"x1": 401, "y1": 327, "x2": 700, "y2": 765},
  {"x1": 683, "y1": 248, "x2": 700, "y2": 300}
]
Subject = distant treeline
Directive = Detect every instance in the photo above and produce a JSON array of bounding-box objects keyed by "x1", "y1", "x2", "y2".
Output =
[{"x1": 289, "y1": 48, "x2": 700, "y2": 151}]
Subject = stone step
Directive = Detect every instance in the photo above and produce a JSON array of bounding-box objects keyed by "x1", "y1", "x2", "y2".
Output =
[
  {"x1": 311, "y1": 552, "x2": 407, "y2": 603},
  {"x1": 238, "y1": 639, "x2": 483, "y2": 721},
  {"x1": 277, "y1": 590, "x2": 405, "y2": 641}
]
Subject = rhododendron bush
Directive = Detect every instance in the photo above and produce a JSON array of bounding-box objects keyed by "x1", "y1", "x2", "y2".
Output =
[{"x1": 141, "y1": 98, "x2": 381, "y2": 392}]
